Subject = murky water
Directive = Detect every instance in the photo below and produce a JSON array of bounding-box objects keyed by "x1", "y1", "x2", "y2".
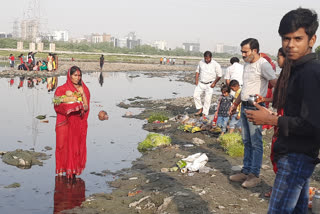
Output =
[{"x1": 0, "y1": 71, "x2": 194, "y2": 214}]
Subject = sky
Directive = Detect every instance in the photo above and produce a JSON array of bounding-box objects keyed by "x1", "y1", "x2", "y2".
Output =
[{"x1": 1, "y1": 0, "x2": 320, "y2": 55}]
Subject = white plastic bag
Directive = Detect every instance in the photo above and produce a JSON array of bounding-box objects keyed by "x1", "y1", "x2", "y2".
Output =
[{"x1": 182, "y1": 153, "x2": 208, "y2": 172}]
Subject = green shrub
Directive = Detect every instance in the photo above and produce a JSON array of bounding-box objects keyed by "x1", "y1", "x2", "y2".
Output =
[
  {"x1": 147, "y1": 112, "x2": 169, "y2": 123},
  {"x1": 138, "y1": 133, "x2": 171, "y2": 152},
  {"x1": 219, "y1": 133, "x2": 244, "y2": 157}
]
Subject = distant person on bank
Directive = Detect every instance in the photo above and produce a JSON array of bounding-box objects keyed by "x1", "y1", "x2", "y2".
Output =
[
  {"x1": 193, "y1": 51, "x2": 222, "y2": 117},
  {"x1": 9, "y1": 54, "x2": 15, "y2": 69},
  {"x1": 100, "y1": 55, "x2": 104, "y2": 70},
  {"x1": 47, "y1": 53, "x2": 53, "y2": 71}
]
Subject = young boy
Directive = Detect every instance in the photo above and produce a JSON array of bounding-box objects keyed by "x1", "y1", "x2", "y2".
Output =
[
  {"x1": 229, "y1": 80, "x2": 242, "y2": 133},
  {"x1": 215, "y1": 85, "x2": 233, "y2": 135},
  {"x1": 246, "y1": 8, "x2": 320, "y2": 213}
]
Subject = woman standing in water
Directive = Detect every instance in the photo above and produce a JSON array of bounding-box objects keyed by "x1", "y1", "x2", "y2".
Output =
[
  {"x1": 47, "y1": 53, "x2": 53, "y2": 71},
  {"x1": 54, "y1": 66, "x2": 90, "y2": 178}
]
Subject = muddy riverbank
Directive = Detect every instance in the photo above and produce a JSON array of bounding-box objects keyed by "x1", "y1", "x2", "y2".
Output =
[{"x1": 66, "y1": 94, "x2": 320, "y2": 214}]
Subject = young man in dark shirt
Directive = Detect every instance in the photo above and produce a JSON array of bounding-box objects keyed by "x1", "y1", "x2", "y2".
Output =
[{"x1": 246, "y1": 8, "x2": 320, "y2": 213}]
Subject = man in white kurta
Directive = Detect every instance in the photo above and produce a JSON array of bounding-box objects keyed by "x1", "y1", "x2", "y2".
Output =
[{"x1": 194, "y1": 51, "x2": 222, "y2": 116}]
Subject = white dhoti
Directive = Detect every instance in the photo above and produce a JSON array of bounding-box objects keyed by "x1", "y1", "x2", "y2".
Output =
[{"x1": 193, "y1": 82, "x2": 213, "y2": 116}]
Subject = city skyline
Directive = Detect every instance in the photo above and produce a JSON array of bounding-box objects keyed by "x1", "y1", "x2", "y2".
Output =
[{"x1": 0, "y1": 0, "x2": 319, "y2": 55}]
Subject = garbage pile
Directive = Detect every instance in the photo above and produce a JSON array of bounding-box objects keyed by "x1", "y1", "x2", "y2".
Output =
[
  {"x1": 162, "y1": 153, "x2": 214, "y2": 175},
  {"x1": 173, "y1": 114, "x2": 220, "y2": 134}
]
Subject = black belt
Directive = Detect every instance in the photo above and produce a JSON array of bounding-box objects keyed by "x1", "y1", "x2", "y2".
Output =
[
  {"x1": 241, "y1": 101, "x2": 253, "y2": 106},
  {"x1": 242, "y1": 101, "x2": 265, "y2": 107},
  {"x1": 200, "y1": 81, "x2": 213, "y2": 84}
]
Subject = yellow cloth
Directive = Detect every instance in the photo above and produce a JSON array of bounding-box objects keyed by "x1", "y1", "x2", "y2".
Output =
[{"x1": 234, "y1": 89, "x2": 241, "y2": 117}]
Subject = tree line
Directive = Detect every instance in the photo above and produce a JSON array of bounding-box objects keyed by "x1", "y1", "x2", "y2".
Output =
[{"x1": 0, "y1": 38, "x2": 246, "y2": 59}]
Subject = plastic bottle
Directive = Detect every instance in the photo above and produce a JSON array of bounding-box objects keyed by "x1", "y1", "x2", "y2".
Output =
[{"x1": 312, "y1": 190, "x2": 320, "y2": 214}]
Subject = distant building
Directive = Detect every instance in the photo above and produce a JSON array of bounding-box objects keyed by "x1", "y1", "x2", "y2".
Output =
[
  {"x1": 215, "y1": 44, "x2": 224, "y2": 53},
  {"x1": 38, "y1": 32, "x2": 54, "y2": 42},
  {"x1": 70, "y1": 37, "x2": 87, "y2": 43},
  {"x1": 182, "y1": 42, "x2": 200, "y2": 52},
  {"x1": 91, "y1": 33, "x2": 111, "y2": 43},
  {"x1": 20, "y1": 19, "x2": 39, "y2": 41},
  {"x1": 91, "y1": 34, "x2": 103, "y2": 43},
  {"x1": 112, "y1": 32, "x2": 141, "y2": 49},
  {"x1": 118, "y1": 38, "x2": 127, "y2": 48},
  {"x1": 153, "y1": 40, "x2": 167, "y2": 50},
  {"x1": 215, "y1": 43, "x2": 239, "y2": 54},
  {"x1": 102, "y1": 33, "x2": 111, "y2": 42},
  {"x1": 53, "y1": 31, "x2": 69, "y2": 42},
  {"x1": 126, "y1": 32, "x2": 140, "y2": 49},
  {"x1": 0, "y1": 32, "x2": 15, "y2": 38},
  {"x1": 12, "y1": 19, "x2": 20, "y2": 38}
]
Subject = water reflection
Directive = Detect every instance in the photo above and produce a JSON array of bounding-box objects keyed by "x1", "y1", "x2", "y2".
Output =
[
  {"x1": 99, "y1": 72, "x2": 103, "y2": 86},
  {"x1": 9, "y1": 78, "x2": 14, "y2": 86},
  {"x1": 47, "y1": 77, "x2": 58, "y2": 92},
  {"x1": 0, "y1": 71, "x2": 195, "y2": 214},
  {"x1": 15, "y1": 76, "x2": 54, "y2": 91},
  {"x1": 18, "y1": 76, "x2": 25, "y2": 89},
  {"x1": 53, "y1": 176, "x2": 85, "y2": 214}
]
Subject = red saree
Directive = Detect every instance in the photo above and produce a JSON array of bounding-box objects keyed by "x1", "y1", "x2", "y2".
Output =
[{"x1": 54, "y1": 69, "x2": 90, "y2": 178}]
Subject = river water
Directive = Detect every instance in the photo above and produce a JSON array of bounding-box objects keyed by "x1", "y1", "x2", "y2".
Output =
[{"x1": 0, "y1": 71, "x2": 194, "y2": 214}]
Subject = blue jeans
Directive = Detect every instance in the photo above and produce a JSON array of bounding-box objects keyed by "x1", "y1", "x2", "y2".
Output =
[
  {"x1": 241, "y1": 105, "x2": 263, "y2": 176},
  {"x1": 268, "y1": 153, "x2": 316, "y2": 214},
  {"x1": 229, "y1": 113, "x2": 241, "y2": 129},
  {"x1": 217, "y1": 116, "x2": 229, "y2": 132}
]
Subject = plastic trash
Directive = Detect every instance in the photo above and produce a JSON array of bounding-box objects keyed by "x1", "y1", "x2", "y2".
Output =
[
  {"x1": 169, "y1": 167, "x2": 179, "y2": 172},
  {"x1": 184, "y1": 118, "x2": 197, "y2": 126},
  {"x1": 177, "y1": 160, "x2": 187, "y2": 169},
  {"x1": 182, "y1": 153, "x2": 208, "y2": 172},
  {"x1": 192, "y1": 138, "x2": 205, "y2": 145},
  {"x1": 180, "y1": 114, "x2": 190, "y2": 124}
]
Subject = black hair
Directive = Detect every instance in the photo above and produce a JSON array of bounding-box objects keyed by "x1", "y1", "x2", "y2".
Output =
[
  {"x1": 70, "y1": 66, "x2": 82, "y2": 85},
  {"x1": 273, "y1": 54, "x2": 292, "y2": 110},
  {"x1": 229, "y1": 79, "x2": 240, "y2": 87},
  {"x1": 240, "y1": 38, "x2": 260, "y2": 53},
  {"x1": 203, "y1": 51, "x2": 212, "y2": 58},
  {"x1": 221, "y1": 84, "x2": 230, "y2": 93},
  {"x1": 230, "y1": 57, "x2": 240, "y2": 64},
  {"x1": 70, "y1": 66, "x2": 82, "y2": 76},
  {"x1": 278, "y1": 8, "x2": 319, "y2": 40},
  {"x1": 278, "y1": 47, "x2": 286, "y2": 57}
]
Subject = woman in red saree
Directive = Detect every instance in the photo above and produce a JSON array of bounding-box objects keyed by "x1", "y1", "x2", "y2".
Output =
[{"x1": 54, "y1": 66, "x2": 90, "y2": 178}]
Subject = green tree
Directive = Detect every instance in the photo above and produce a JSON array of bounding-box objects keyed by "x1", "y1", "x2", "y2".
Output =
[{"x1": 316, "y1": 45, "x2": 320, "y2": 54}]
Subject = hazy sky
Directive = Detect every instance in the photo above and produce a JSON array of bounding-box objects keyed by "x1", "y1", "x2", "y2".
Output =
[{"x1": 1, "y1": 0, "x2": 320, "y2": 55}]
